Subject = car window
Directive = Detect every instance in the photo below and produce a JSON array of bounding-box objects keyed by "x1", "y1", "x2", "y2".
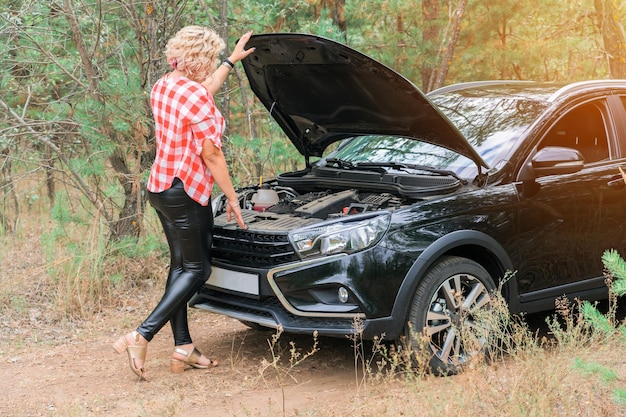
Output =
[
  {"x1": 539, "y1": 100, "x2": 610, "y2": 163},
  {"x1": 618, "y1": 97, "x2": 626, "y2": 156},
  {"x1": 618, "y1": 96, "x2": 626, "y2": 114}
]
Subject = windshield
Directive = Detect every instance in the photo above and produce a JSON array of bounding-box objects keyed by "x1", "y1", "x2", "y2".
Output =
[
  {"x1": 322, "y1": 90, "x2": 549, "y2": 179},
  {"x1": 323, "y1": 135, "x2": 467, "y2": 170},
  {"x1": 430, "y1": 88, "x2": 550, "y2": 175}
]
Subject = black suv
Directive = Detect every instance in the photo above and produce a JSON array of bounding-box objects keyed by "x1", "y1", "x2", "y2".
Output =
[{"x1": 190, "y1": 34, "x2": 626, "y2": 373}]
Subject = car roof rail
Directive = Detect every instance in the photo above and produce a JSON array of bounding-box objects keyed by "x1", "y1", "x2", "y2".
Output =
[
  {"x1": 547, "y1": 79, "x2": 626, "y2": 102},
  {"x1": 427, "y1": 80, "x2": 535, "y2": 96}
]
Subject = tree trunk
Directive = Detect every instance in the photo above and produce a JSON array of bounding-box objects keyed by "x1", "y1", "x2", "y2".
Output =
[
  {"x1": 421, "y1": 0, "x2": 440, "y2": 92},
  {"x1": 0, "y1": 146, "x2": 18, "y2": 233},
  {"x1": 109, "y1": 148, "x2": 141, "y2": 239},
  {"x1": 594, "y1": 0, "x2": 626, "y2": 78},
  {"x1": 311, "y1": 0, "x2": 347, "y2": 39},
  {"x1": 426, "y1": 0, "x2": 468, "y2": 92},
  {"x1": 217, "y1": 0, "x2": 231, "y2": 144}
]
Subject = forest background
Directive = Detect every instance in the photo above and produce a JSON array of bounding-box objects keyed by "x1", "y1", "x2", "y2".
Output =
[{"x1": 1, "y1": 0, "x2": 626, "y2": 315}]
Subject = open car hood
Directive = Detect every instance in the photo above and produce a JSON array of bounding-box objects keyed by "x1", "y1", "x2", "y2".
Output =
[{"x1": 241, "y1": 33, "x2": 488, "y2": 169}]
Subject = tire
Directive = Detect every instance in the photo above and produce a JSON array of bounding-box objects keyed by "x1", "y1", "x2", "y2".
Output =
[{"x1": 406, "y1": 256, "x2": 496, "y2": 375}]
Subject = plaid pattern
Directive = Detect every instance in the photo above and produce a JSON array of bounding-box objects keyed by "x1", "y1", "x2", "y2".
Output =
[{"x1": 147, "y1": 75, "x2": 224, "y2": 206}]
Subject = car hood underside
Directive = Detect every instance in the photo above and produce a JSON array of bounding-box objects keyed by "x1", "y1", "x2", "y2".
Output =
[{"x1": 241, "y1": 33, "x2": 487, "y2": 169}]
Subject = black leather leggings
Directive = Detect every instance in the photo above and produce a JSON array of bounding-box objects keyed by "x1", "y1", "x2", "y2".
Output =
[{"x1": 137, "y1": 178, "x2": 213, "y2": 346}]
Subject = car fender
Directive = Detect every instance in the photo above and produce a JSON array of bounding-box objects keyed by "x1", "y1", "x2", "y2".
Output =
[{"x1": 388, "y1": 229, "x2": 515, "y2": 335}]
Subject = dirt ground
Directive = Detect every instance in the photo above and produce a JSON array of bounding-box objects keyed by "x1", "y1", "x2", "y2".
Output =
[
  {"x1": 4, "y1": 295, "x2": 626, "y2": 417},
  {"x1": 0, "y1": 305, "x2": 392, "y2": 417}
]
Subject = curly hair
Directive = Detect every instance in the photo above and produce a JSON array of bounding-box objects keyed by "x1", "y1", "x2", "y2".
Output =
[{"x1": 165, "y1": 26, "x2": 225, "y2": 82}]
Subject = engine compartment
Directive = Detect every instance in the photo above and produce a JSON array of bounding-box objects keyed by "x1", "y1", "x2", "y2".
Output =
[
  {"x1": 235, "y1": 185, "x2": 405, "y2": 219},
  {"x1": 213, "y1": 163, "x2": 466, "y2": 225}
]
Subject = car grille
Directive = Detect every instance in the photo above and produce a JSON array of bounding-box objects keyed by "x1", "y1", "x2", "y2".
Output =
[
  {"x1": 211, "y1": 228, "x2": 299, "y2": 267},
  {"x1": 212, "y1": 210, "x2": 321, "y2": 268}
]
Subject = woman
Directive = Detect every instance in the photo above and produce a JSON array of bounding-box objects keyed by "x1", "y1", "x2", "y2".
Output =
[{"x1": 113, "y1": 26, "x2": 254, "y2": 380}]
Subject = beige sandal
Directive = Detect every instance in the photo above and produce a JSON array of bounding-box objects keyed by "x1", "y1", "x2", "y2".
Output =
[
  {"x1": 170, "y1": 347, "x2": 218, "y2": 373},
  {"x1": 112, "y1": 331, "x2": 147, "y2": 381}
]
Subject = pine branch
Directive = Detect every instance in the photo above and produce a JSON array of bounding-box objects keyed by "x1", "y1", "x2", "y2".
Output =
[
  {"x1": 613, "y1": 280, "x2": 626, "y2": 298},
  {"x1": 602, "y1": 249, "x2": 626, "y2": 296},
  {"x1": 580, "y1": 301, "x2": 614, "y2": 336},
  {"x1": 602, "y1": 249, "x2": 626, "y2": 281}
]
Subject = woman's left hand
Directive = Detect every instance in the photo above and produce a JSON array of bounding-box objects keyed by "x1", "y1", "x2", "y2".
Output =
[
  {"x1": 226, "y1": 199, "x2": 247, "y2": 229},
  {"x1": 228, "y1": 31, "x2": 255, "y2": 64}
]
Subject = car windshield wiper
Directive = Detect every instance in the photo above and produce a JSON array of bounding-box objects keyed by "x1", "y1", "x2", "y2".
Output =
[
  {"x1": 325, "y1": 159, "x2": 467, "y2": 185},
  {"x1": 354, "y1": 162, "x2": 468, "y2": 184},
  {"x1": 325, "y1": 158, "x2": 386, "y2": 174},
  {"x1": 324, "y1": 157, "x2": 355, "y2": 170}
]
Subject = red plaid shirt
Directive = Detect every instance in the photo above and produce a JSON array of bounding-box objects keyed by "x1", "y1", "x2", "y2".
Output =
[{"x1": 147, "y1": 74, "x2": 224, "y2": 206}]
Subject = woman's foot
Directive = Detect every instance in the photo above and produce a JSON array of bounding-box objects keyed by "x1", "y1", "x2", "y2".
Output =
[
  {"x1": 170, "y1": 344, "x2": 218, "y2": 373},
  {"x1": 112, "y1": 331, "x2": 148, "y2": 381}
]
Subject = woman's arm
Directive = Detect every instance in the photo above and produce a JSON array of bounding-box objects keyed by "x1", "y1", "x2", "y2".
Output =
[
  {"x1": 201, "y1": 139, "x2": 246, "y2": 229},
  {"x1": 202, "y1": 31, "x2": 256, "y2": 95}
]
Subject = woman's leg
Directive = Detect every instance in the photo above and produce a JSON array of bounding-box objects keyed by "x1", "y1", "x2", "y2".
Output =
[
  {"x1": 137, "y1": 181, "x2": 213, "y2": 343},
  {"x1": 156, "y1": 210, "x2": 192, "y2": 346}
]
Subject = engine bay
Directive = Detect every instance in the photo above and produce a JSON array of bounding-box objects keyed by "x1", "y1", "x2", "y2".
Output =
[
  {"x1": 240, "y1": 186, "x2": 404, "y2": 219},
  {"x1": 213, "y1": 161, "x2": 466, "y2": 225}
]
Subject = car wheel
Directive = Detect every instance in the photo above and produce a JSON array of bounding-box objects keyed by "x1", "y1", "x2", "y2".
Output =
[{"x1": 406, "y1": 256, "x2": 495, "y2": 375}]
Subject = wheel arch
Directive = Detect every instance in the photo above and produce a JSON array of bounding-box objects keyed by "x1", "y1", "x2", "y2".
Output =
[{"x1": 385, "y1": 230, "x2": 514, "y2": 339}]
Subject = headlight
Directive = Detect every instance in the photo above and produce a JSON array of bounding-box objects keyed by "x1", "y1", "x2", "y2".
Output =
[
  {"x1": 289, "y1": 213, "x2": 391, "y2": 259},
  {"x1": 211, "y1": 193, "x2": 225, "y2": 216}
]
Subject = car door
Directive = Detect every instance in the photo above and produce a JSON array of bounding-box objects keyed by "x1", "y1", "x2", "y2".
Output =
[{"x1": 514, "y1": 96, "x2": 626, "y2": 304}]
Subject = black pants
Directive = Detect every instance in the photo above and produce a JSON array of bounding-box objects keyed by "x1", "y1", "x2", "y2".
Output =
[{"x1": 137, "y1": 178, "x2": 213, "y2": 345}]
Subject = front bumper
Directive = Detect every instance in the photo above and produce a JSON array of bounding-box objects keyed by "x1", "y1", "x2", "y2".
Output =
[{"x1": 189, "y1": 254, "x2": 365, "y2": 336}]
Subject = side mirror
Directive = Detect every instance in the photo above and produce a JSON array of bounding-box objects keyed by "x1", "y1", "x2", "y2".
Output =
[{"x1": 531, "y1": 146, "x2": 584, "y2": 177}]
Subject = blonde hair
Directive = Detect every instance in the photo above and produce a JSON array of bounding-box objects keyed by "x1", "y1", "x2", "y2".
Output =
[{"x1": 165, "y1": 26, "x2": 225, "y2": 82}]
